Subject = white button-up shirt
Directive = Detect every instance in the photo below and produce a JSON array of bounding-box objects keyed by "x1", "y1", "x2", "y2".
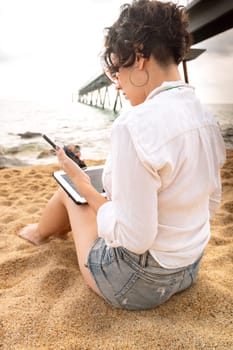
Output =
[{"x1": 97, "y1": 81, "x2": 226, "y2": 268}]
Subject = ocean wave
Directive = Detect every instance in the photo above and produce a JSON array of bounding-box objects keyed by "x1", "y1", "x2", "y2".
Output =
[{"x1": 0, "y1": 100, "x2": 232, "y2": 166}]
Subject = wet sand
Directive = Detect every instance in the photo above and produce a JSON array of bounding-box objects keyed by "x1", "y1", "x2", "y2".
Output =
[{"x1": 0, "y1": 152, "x2": 232, "y2": 349}]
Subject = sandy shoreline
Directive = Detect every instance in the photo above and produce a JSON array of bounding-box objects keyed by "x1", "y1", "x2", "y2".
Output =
[{"x1": 0, "y1": 152, "x2": 232, "y2": 349}]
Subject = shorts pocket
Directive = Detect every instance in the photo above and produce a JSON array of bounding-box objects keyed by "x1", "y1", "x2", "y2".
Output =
[{"x1": 114, "y1": 270, "x2": 181, "y2": 310}]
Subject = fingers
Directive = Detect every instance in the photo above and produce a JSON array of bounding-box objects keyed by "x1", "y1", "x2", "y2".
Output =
[
  {"x1": 56, "y1": 147, "x2": 69, "y2": 170},
  {"x1": 56, "y1": 147, "x2": 81, "y2": 177}
]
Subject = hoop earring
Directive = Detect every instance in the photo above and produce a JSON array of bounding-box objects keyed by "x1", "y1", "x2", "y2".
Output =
[{"x1": 129, "y1": 68, "x2": 149, "y2": 87}]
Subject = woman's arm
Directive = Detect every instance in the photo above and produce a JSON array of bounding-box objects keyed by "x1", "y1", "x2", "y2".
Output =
[{"x1": 97, "y1": 123, "x2": 161, "y2": 254}]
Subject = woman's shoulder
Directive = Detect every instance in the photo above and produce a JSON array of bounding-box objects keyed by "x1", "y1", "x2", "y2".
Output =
[
  {"x1": 113, "y1": 99, "x2": 160, "y2": 128},
  {"x1": 118, "y1": 96, "x2": 173, "y2": 135},
  {"x1": 113, "y1": 88, "x2": 217, "y2": 153}
]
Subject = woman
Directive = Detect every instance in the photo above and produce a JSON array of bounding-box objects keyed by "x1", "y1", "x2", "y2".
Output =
[{"x1": 19, "y1": 0, "x2": 226, "y2": 310}]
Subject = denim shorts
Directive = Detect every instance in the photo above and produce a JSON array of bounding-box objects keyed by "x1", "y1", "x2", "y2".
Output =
[{"x1": 86, "y1": 238, "x2": 202, "y2": 310}]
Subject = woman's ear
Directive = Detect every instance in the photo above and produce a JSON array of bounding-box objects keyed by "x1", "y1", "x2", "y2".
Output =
[
  {"x1": 135, "y1": 53, "x2": 146, "y2": 70},
  {"x1": 139, "y1": 56, "x2": 146, "y2": 70}
]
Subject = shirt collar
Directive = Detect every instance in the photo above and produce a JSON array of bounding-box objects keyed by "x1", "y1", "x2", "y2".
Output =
[{"x1": 146, "y1": 81, "x2": 194, "y2": 101}]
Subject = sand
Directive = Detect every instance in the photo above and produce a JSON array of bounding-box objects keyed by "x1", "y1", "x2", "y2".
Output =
[{"x1": 0, "y1": 152, "x2": 232, "y2": 350}]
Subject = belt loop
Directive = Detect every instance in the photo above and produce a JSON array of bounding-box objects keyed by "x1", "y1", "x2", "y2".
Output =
[{"x1": 140, "y1": 251, "x2": 148, "y2": 268}]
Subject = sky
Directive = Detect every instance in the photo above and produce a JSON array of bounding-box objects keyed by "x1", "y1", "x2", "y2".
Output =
[{"x1": 0, "y1": 0, "x2": 232, "y2": 104}]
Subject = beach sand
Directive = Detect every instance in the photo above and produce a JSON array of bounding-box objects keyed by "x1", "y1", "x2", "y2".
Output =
[{"x1": 0, "y1": 152, "x2": 232, "y2": 350}]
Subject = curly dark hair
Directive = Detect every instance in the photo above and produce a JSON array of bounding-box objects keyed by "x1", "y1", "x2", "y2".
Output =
[{"x1": 103, "y1": 0, "x2": 192, "y2": 74}]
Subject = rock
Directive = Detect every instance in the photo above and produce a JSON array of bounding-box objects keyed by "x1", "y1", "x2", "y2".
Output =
[
  {"x1": 0, "y1": 156, "x2": 27, "y2": 169},
  {"x1": 37, "y1": 149, "x2": 56, "y2": 159},
  {"x1": 18, "y1": 131, "x2": 42, "y2": 139},
  {"x1": 225, "y1": 127, "x2": 233, "y2": 137},
  {"x1": 5, "y1": 146, "x2": 19, "y2": 155}
]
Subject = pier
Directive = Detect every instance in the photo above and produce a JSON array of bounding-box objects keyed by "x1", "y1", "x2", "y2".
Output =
[
  {"x1": 75, "y1": 0, "x2": 233, "y2": 112},
  {"x1": 74, "y1": 74, "x2": 123, "y2": 113}
]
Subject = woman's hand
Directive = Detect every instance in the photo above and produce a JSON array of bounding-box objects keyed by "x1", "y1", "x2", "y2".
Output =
[
  {"x1": 56, "y1": 146, "x2": 107, "y2": 211},
  {"x1": 56, "y1": 146, "x2": 91, "y2": 196}
]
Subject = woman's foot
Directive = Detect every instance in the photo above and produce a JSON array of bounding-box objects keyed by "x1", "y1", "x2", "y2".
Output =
[{"x1": 18, "y1": 223, "x2": 48, "y2": 245}]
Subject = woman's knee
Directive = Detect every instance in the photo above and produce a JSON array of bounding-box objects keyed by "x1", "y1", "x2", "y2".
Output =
[
  {"x1": 55, "y1": 188, "x2": 76, "y2": 211},
  {"x1": 56, "y1": 188, "x2": 68, "y2": 202}
]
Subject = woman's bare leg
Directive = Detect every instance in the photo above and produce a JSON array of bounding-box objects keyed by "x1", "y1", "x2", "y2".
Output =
[
  {"x1": 19, "y1": 189, "x2": 71, "y2": 245},
  {"x1": 61, "y1": 192, "x2": 101, "y2": 295},
  {"x1": 19, "y1": 188, "x2": 102, "y2": 296}
]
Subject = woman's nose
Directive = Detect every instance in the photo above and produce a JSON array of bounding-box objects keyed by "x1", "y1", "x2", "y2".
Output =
[{"x1": 115, "y1": 81, "x2": 122, "y2": 90}]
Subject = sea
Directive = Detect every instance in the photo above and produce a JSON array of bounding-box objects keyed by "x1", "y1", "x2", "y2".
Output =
[
  {"x1": 0, "y1": 99, "x2": 117, "y2": 166},
  {"x1": 0, "y1": 99, "x2": 232, "y2": 166}
]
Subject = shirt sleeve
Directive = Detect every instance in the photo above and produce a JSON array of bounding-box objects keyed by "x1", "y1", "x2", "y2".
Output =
[
  {"x1": 209, "y1": 171, "x2": 222, "y2": 218},
  {"x1": 209, "y1": 135, "x2": 226, "y2": 218},
  {"x1": 97, "y1": 122, "x2": 161, "y2": 254}
]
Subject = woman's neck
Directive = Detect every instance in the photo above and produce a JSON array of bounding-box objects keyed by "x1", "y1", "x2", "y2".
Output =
[{"x1": 145, "y1": 57, "x2": 182, "y2": 96}]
